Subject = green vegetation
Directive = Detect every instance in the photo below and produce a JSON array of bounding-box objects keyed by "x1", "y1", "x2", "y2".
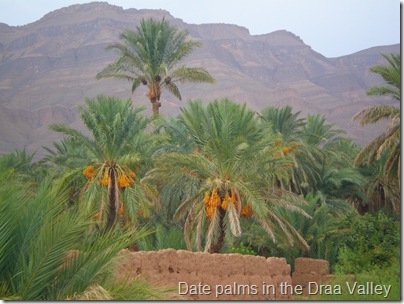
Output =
[
  {"x1": 0, "y1": 171, "x2": 162, "y2": 300},
  {"x1": 293, "y1": 261, "x2": 400, "y2": 301},
  {"x1": 334, "y1": 211, "x2": 400, "y2": 274},
  {"x1": 229, "y1": 243, "x2": 256, "y2": 256},
  {"x1": 0, "y1": 15, "x2": 400, "y2": 300}
]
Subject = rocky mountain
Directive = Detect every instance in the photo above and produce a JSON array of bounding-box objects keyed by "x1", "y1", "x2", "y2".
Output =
[{"x1": 0, "y1": 2, "x2": 399, "y2": 156}]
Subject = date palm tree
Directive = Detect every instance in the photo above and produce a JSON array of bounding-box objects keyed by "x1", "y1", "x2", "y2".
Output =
[
  {"x1": 46, "y1": 95, "x2": 157, "y2": 230},
  {"x1": 96, "y1": 17, "x2": 215, "y2": 115},
  {"x1": 259, "y1": 105, "x2": 319, "y2": 195},
  {"x1": 148, "y1": 99, "x2": 310, "y2": 253},
  {"x1": 353, "y1": 53, "x2": 400, "y2": 187}
]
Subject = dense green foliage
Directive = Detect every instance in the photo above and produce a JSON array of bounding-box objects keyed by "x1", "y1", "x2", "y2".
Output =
[
  {"x1": 334, "y1": 211, "x2": 400, "y2": 274},
  {"x1": 0, "y1": 171, "x2": 162, "y2": 300}
]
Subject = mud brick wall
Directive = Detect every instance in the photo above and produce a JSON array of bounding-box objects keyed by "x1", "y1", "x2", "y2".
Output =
[
  {"x1": 292, "y1": 257, "x2": 333, "y2": 294},
  {"x1": 115, "y1": 249, "x2": 292, "y2": 300}
]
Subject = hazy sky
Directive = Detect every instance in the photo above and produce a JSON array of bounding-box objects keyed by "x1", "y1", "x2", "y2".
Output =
[{"x1": 1, "y1": 0, "x2": 400, "y2": 57}]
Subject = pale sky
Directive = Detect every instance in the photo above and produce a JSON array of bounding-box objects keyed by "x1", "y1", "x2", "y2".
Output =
[{"x1": 0, "y1": 0, "x2": 400, "y2": 58}]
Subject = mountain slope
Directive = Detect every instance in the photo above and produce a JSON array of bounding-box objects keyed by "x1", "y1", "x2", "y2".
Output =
[{"x1": 0, "y1": 2, "x2": 399, "y2": 155}]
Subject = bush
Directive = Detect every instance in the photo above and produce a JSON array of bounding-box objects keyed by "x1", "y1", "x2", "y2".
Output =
[
  {"x1": 334, "y1": 211, "x2": 399, "y2": 273},
  {"x1": 228, "y1": 243, "x2": 256, "y2": 255}
]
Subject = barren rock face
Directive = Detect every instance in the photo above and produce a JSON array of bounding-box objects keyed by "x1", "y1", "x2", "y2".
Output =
[
  {"x1": 0, "y1": 2, "x2": 399, "y2": 155},
  {"x1": 115, "y1": 249, "x2": 292, "y2": 300}
]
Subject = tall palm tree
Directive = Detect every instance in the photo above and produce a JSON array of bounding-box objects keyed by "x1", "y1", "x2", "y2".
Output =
[
  {"x1": 353, "y1": 53, "x2": 400, "y2": 188},
  {"x1": 46, "y1": 95, "x2": 157, "y2": 230},
  {"x1": 149, "y1": 99, "x2": 310, "y2": 253},
  {"x1": 96, "y1": 17, "x2": 215, "y2": 115}
]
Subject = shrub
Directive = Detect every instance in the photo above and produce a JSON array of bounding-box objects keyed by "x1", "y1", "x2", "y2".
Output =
[
  {"x1": 334, "y1": 210, "x2": 399, "y2": 273},
  {"x1": 229, "y1": 243, "x2": 256, "y2": 255}
]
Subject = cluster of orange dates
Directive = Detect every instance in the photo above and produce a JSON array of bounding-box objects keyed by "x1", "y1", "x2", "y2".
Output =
[
  {"x1": 203, "y1": 187, "x2": 253, "y2": 220},
  {"x1": 83, "y1": 165, "x2": 136, "y2": 189},
  {"x1": 273, "y1": 142, "x2": 300, "y2": 158}
]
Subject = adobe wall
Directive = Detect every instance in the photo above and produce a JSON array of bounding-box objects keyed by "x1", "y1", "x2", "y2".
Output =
[
  {"x1": 115, "y1": 249, "x2": 292, "y2": 300},
  {"x1": 292, "y1": 257, "x2": 334, "y2": 295}
]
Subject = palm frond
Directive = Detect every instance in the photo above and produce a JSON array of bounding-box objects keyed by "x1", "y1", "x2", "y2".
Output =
[
  {"x1": 203, "y1": 207, "x2": 221, "y2": 252},
  {"x1": 366, "y1": 53, "x2": 400, "y2": 100},
  {"x1": 226, "y1": 202, "x2": 241, "y2": 237},
  {"x1": 352, "y1": 105, "x2": 399, "y2": 126},
  {"x1": 169, "y1": 66, "x2": 215, "y2": 84}
]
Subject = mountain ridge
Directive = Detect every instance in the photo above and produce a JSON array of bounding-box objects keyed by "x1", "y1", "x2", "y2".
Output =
[{"x1": 0, "y1": 2, "x2": 399, "y2": 156}]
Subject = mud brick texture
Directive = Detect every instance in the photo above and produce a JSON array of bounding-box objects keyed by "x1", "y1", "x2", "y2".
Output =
[{"x1": 115, "y1": 249, "x2": 293, "y2": 300}]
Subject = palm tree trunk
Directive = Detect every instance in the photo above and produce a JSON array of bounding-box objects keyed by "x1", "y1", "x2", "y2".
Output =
[
  {"x1": 149, "y1": 83, "x2": 162, "y2": 115},
  {"x1": 151, "y1": 100, "x2": 161, "y2": 115},
  {"x1": 106, "y1": 167, "x2": 119, "y2": 230},
  {"x1": 210, "y1": 208, "x2": 226, "y2": 253}
]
